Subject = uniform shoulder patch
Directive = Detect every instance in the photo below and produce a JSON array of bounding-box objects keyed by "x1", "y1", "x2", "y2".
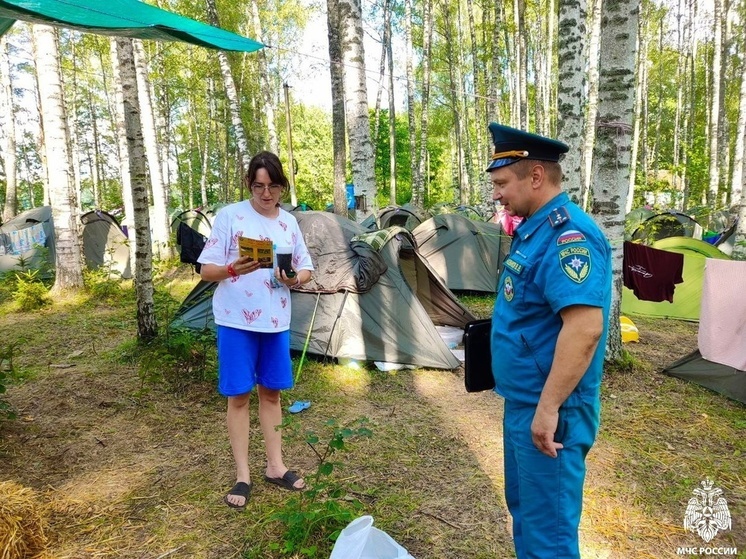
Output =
[
  {"x1": 556, "y1": 229, "x2": 586, "y2": 246},
  {"x1": 559, "y1": 246, "x2": 591, "y2": 283},
  {"x1": 547, "y1": 206, "x2": 571, "y2": 228}
]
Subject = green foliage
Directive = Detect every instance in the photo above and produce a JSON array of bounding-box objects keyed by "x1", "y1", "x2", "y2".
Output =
[
  {"x1": 263, "y1": 417, "x2": 373, "y2": 557},
  {"x1": 13, "y1": 269, "x2": 51, "y2": 312}
]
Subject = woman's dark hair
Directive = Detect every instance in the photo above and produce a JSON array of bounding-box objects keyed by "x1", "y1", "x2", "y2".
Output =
[{"x1": 246, "y1": 151, "x2": 289, "y2": 189}]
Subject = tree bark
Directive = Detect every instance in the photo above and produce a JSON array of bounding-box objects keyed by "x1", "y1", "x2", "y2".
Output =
[
  {"x1": 590, "y1": 0, "x2": 638, "y2": 360},
  {"x1": 404, "y1": 0, "x2": 418, "y2": 205},
  {"x1": 206, "y1": 0, "x2": 253, "y2": 186},
  {"x1": 339, "y1": 0, "x2": 376, "y2": 221},
  {"x1": 414, "y1": 0, "x2": 433, "y2": 207},
  {"x1": 133, "y1": 40, "x2": 170, "y2": 256},
  {"x1": 110, "y1": 39, "x2": 136, "y2": 267},
  {"x1": 557, "y1": 0, "x2": 588, "y2": 204},
  {"x1": 116, "y1": 37, "x2": 158, "y2": 341},
  {"x1": 33, "y1": 24, "x2": 84, "y2": 292},
  {"x1": 707, "y1": 0, "x2": 724, "y2": 205},
  {"x1": 327, "y1": 0, "x2": 349, "y2": 216},
  {"x1": 1, "y1": 35, "x2": 18, "y2": 222}
]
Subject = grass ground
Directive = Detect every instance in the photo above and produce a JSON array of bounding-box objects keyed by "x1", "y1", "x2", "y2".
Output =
[{"x1": 0, "y1": 268, "x2": 744, "y2": 559}]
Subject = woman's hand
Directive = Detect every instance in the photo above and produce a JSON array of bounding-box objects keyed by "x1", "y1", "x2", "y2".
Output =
[
  {"x1": 275, "y1": 267, "x2": 300, "y2": 287},
  {"x1": 228, "y1": 256, "x2": 260, "y2": 278}
]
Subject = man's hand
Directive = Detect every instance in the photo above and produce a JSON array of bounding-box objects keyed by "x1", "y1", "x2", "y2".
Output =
[{"x1": 531, "y1": 405, "x2": 563, "y2": 458}]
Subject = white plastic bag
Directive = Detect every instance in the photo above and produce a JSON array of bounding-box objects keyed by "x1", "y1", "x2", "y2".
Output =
[{"x1": 329, "y1": 515, "x2": 416, "y2": 559}]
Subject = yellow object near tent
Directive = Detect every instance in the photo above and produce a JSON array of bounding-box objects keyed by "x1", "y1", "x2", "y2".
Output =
[{"x1": 621, "y1": 315, "x2": 639, "y2": 343}]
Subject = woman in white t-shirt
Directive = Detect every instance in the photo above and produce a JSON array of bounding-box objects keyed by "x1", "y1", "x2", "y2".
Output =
[{"x1": 198, "y1": 151, "x2": 314, "y2": 510}]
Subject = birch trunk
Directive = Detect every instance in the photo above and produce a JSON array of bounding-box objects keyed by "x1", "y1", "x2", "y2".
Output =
[
  {"x1": 627, "y1": 3, "x2": 644, "y2": 212},
  {"x1": 33, "y1": 24, "x2": 84, "y2": 292},
  {"x1": 707, "y1": 0, "x2": 723, "y2": 205},
  {"x1": 444, "y1": 1, "x2": 468, "y2": 204},
  {"x1": 414, "y1": 0, "x2": 433, "y2": 207},
  {"x1": 206, "y1": 0, "x2": 252, "y2": 181},
  {"x1": 116, "y1": 37, "x2": 157, "y2": 341},
  {"x1": 404, "y1": 0, "x2": 418, "y2": 203},
  {"x1": 250, "y1": 1, "x2": 279, "y2": 155},
  {"x1": 372, "y1": 0, "x2": 390, "y2": 157},
  {"x1": 582, "y1": 0, "x2": 602, "y2": 210},
  {"x1": 557, "y1": 0, "x2": 588, "y2": 204},
  {"x1": 590, "y1": 0, "x2": 638, "y2": 360},
  {"x1": 387, "y1": 14, "x2": 396, "y2": 206},
  {"x1": 339, "y1": 0, "x2": 376, "y2": 221},
  {"x1": 327, "y1": 0, "x2": 349, "y2": 216},
  {"x1": 1, "y1": 35, "x2": 18, "y2": 221},
  {"x1": 133, "y1": 40, "x2": 170, "y2": 256},
  {"x1": 110, "y1": 39, "x2": 135, "y2": 266}
]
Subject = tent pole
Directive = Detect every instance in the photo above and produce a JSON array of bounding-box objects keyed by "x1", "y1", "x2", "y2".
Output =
[
  {"x1": 295, "y1": 292, "x2": 321, "y2": 384},
  {"x1": 323, "y1": 291, "x2": 349, "y2": 363}
]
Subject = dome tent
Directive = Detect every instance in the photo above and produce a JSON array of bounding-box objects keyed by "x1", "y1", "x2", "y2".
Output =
[
  {"x1": 80, "y1": 210, "x2": 132, "y2": 279},
  {"x1": 412, "y1": 214, "x2": 511, "y2": 293},
  {"x1": 0, "y1": 206, "x2": 55, "y2": 276},
  {"x1": 630, "y1": 210, "x2": 703, "y2": 244}
]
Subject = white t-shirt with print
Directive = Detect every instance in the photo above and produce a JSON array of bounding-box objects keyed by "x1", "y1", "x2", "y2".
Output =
[{"x1": 197, "y1": 201, "x2": 314, "y2": 333}]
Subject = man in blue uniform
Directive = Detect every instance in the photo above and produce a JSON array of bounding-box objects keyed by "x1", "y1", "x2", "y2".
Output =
[{"x1": 487, "y1": 123, "x2": 612, "y2": 559}]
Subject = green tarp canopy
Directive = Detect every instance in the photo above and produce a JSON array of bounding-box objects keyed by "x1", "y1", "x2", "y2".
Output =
[{"x1": 0, "y1": 0, "x2": 264, "y2": 52}]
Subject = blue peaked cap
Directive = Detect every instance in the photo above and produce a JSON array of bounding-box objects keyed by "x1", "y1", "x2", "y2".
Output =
[{"x1": 485, "y1": 123, "x2": 569, "y2": 172}]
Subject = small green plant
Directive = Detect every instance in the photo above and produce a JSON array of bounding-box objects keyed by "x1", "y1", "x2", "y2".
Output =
[
  {"x1": 265, "y1": 417, "x2": 373, "y2": 557},
  {"x1": 13, "y1": 269, "x2": 51, "y2": 311}
]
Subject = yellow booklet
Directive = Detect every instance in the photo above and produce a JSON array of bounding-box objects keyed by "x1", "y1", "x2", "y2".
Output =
[{"x1": 238, "y1": 237, "x2": 274, "y2": 268}]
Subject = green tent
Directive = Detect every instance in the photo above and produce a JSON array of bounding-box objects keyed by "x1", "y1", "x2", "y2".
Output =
[
  {"x1": 412, "y1": 214, "x2": 511, "y2": 293},
  {"x1": 0, "y1": 0, "x2": 264, "y2": 53},
  {"x1": 621, "y1": 237, "x2": 731, "y2": 321}
]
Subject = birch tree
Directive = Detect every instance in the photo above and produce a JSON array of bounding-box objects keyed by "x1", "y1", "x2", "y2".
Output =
[
  {"x1": 557, "y1": 0, "x2": 588, "y2": 204},
  {"x1": 582, "y1": 0, "x2": 602, "y2": 208},
  {"x1": 110, "y1": 38, "x2": 135, "y2": 267},
  {"x1": 404, "y1": 0, "x2": 418, "y2": 203},
  {"x1": 387, "y1": 12, "x2": 396, "y2": 206},
  {"x1": 413, "y1": 0, "x2": 434, "y2": 207},
  {"x1": 327, "y1": 0, "x2": 349, "y2": 216},
  {"x1": 133, "y1": 40, "x2": 170, "y2": 255},
  {"x1": 590, "y1": 0, "x2": 638, "y2": 359},
  {"x1": 33, "y1": 24, "x2": 84, "y2": 292},
  {"x1": 116, "y1": 37, "x2": 157, "y2": 340},
  {"x1": 206, "y1": 0, "x2": 252, "y2": 180},
  {"x1": 707, "y1": 0, "x2": 724, "y2": 205},
  {"x1": 339, "y1": 0, "x2": 376, "y2": 221},
  {"x1": 1, "y1": 35, "x2": 17, "y2": 221}
]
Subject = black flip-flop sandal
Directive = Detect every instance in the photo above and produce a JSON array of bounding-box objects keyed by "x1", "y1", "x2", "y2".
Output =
[
  {"x1": 223, "y1": 481, "x2": 252, "y2": 510},
  {"x1": 264, "y1": 470, "x2": 305, "y2": 491}
]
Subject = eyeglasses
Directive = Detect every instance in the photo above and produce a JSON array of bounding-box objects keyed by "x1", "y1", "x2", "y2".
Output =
[{"x1": 251, "y1": 182, "x2": 283, "y2": 194}]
